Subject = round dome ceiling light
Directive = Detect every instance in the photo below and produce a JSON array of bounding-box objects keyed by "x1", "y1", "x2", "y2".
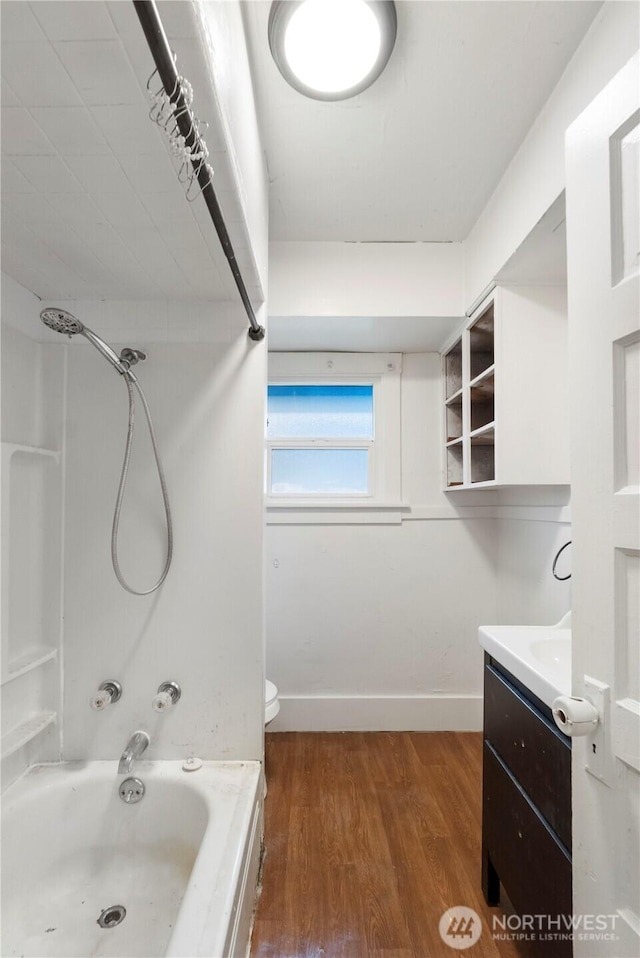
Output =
[{"x1": 268, "y1": 0, "x2": 397, "y2": 101}]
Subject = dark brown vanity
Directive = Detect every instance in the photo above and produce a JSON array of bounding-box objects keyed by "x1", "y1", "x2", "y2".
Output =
[{"x1": 482, "y1": 653, "x2": 572, "y2": 957}]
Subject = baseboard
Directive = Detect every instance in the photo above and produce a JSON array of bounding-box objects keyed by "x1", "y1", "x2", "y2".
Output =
[{"x1": 268, "y1": 694, "x2": 483, "y2": 732}]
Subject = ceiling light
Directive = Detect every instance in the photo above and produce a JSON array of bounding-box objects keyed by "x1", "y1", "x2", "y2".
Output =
[{"x1": 268, "y1": 0, "x2": 397, "y2": 101}]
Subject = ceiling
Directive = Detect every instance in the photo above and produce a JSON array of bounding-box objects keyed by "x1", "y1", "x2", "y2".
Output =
[
  {"x1": 0, "y1": 0, "x2": 261, "y2": 303},
  {"x1": 243, "y1": 0, "x2": 602, "y2": 242},
  {"x1": 0, "y1": 0, "x2": 598, "y2": 346}
]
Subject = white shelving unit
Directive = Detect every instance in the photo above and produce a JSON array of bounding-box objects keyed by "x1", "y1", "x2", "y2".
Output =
[
  {"x1": 1, "y1": 712, "x2": 57, "y2": 761},
  {"x1": 1, "y1": 442, "x2": 62, "y2": 765},
  {"x1": 443, "y1": 286, "x2": 569, "y2": 490}
]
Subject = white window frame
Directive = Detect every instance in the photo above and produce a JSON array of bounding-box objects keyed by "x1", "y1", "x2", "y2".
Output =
[{"x1": 266, "y1": 352, "x2": 402, "y2": 513}]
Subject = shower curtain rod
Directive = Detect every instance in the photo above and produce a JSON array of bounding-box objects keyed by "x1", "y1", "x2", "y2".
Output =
[{"x1": 133, "y1": 0, "x2": 265, "y2": 342}]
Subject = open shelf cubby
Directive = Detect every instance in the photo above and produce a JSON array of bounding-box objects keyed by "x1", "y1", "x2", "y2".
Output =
[
  {"x1": 470, "y1": 373, "x2": 495, "y2": 432},
  {"x1": 1, "y1": 444, "x2": 62, "y2": 681},
  {"x1": 470, "y1": 439, "x2": 495, "y2": 483},
  {"x1": 469, "y1": 301, "x2": 494, "y2": 381},
  {"x1": 471, "y1": 419, "x2": 495, "y2": 482},
  {"x1": 446, "y1": 442, "x2": 464, "y2": 486},
  {"x1": 444, "y1": 338, "x2": 462, "y2": 399},
  {"x1": 445, "y1": 394, "x2": 463, "y2": 442}
]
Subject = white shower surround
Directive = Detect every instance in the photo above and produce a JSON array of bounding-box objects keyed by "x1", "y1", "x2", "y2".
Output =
[
  {"x1": 61, "y1": 329, "x2": 265, "y2": 762},
  {"x1": 1, "y1": 760, "x2": 262, "y2": 958}
]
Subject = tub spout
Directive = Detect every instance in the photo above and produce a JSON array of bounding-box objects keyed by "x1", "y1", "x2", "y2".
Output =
[{"x1": 118, "y1": 730, "x2": 150, "y2": 775}]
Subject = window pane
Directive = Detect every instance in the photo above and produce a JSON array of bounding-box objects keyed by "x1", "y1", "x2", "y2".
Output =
[
  {"x1": 267, "y1": 385, "x2": 373, "y2": 438},
  {"x1": 270, "y1": 448, "x2": 369, "y2": 495}
]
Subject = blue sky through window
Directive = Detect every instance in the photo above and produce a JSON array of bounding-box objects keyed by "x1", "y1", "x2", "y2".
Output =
[
  {"x1": 270, "y1": 448, "x2": 369, "y2": 495},
  {"x1": 267, "y1": 385, "x2": 373, "y2": 439}
]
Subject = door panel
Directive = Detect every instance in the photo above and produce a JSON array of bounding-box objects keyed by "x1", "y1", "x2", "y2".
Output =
[{"x1": 566, "y1": 52, "x2": 639, "y2": 958}]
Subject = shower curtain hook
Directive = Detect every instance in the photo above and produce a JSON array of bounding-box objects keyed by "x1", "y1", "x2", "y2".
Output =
[
  {"x1": 165, "y1": 100, "x2": 196, "y2": 148},
  {"x1": 177, "y1": 150, "x2": 195, "y2": 186},
  {"x1": 143, "y1": 55, "x2": 214, "y2": 206},
  {"x1": 151, "y1": 72, "x2": 181, "y2": 125},
  {"x1": 186, "y1": 159, "x2": 214, "y2": 203},
  {"x1": 146, "y1": 50, "x2": 177, "y2": 95},
  {"x1": 146, "y1": 52, "x2": 179, "y2": 118},
  {"x1": 145, "y1": 65, "x2": 163, "y2": 100}
]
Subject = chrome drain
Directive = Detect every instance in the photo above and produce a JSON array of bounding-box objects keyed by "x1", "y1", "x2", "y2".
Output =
[{"x1": 97, "y1": 905, "x2": 126, "y2": 929}]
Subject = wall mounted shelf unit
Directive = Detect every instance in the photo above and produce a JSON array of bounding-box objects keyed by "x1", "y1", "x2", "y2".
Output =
[
  {"x1": 442, "y1": 286, "x2": 569, "y2": 490},
  {"x1": 1, "y1": 442, "x2": 62, "y2": 771}
]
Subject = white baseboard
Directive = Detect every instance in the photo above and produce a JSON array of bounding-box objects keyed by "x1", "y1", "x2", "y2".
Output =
[{"x1": 267, "y1": 694, "x2": 483, "y2": 732}]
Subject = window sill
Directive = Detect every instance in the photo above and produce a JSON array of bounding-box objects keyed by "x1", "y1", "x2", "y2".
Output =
[{"x1": 265, "y1": 499, "x2": 409, "y2": 525}]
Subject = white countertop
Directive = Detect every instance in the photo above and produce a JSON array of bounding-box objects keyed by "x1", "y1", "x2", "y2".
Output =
[{"x1": 478, "y1": 613, "x2": 571, "y2": 709}]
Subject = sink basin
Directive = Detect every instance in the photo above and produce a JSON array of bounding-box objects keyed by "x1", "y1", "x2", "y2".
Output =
[
  {"x1": 530, "y1": 638, "x2": 571, "y2": 672},
  {"x1": 478, "y1": 613, "x2": 571, "y2": 708}
]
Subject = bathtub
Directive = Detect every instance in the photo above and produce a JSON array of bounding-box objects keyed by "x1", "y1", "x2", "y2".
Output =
[{"x1": 1, "y1": 760, "x2": 262, "y2": 958}]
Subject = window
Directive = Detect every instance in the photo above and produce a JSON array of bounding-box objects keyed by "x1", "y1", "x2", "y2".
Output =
[
  {"x1": 267, "y1": 384, "x2": 374, "y2": 495},
  {"x1": 266, "y1": 353, "x2": 401, "y2": 508}
]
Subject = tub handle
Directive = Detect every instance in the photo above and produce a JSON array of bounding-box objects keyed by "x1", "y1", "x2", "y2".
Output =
[
  {"x1": 90, "y1": 680, "x2": 122, "y2": 711},
  {"x1": 152, "y1": 680, "x2": 181, "y2": 712}
]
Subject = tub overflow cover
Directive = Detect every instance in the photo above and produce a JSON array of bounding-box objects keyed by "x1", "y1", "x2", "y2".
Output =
[{"x1": 98, "y1": 905, "x2": 126, "y2": 929}]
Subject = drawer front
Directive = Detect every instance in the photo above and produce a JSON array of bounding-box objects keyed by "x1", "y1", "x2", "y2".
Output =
[
  {"x1": 483, "y1": 742, "x2": 572, "y2": 952},
  {"x1": 484, "y1": 662, "x2": 571, "y2": 850}
]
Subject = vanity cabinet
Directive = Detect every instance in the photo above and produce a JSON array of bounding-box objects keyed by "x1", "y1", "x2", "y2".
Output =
[
  {"x1": 443, "y1": 285, "x2": 569, "y2": 489},
  {"x1": 482, "y1": 654, "x2": 572, "y2": 957}
]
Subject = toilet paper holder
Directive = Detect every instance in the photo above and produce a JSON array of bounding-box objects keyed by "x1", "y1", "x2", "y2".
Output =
[{"x1": 552, "y1": 695, "x2": 599, "y2": 737}]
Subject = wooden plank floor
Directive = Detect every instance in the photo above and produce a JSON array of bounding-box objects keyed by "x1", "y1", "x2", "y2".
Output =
[{"x1": 251, "y1": 732, "x2": 528, "y2": 958}]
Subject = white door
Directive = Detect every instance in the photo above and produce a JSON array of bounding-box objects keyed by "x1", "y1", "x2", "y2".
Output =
[{"x1": 566, "y1": 52, "x2": 640, "y2": 958}]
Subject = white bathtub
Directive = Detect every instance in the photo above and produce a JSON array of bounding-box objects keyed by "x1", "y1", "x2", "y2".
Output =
[{"x1": 1, "y1": 760, "x2": 262, "y2": 958}]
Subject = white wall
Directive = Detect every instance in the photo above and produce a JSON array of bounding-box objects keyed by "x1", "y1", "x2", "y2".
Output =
[
  {"x1": 1, "y1": 275, "x2": 65, "y2": 789},
  {"x1": 496, "y1": 519, "x2": 572, "y2": 625},
  {"x1": 267, "y1": 517, "x2": 497, "y2": 731},
  {"x1": 60, "y1": 307, "x2": 265, "y2": 761},
  {"x1": 267, "y1": 352, "x2": 498, "y2": 731},
  {"x1": 464, "y1": 0, "x2": 640, "y2": 305},
  {"x1": 269, "y1": 241, "x2": 464, "y2": 318}
]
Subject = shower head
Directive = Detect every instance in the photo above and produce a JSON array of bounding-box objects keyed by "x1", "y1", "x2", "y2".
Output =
[
  {"x1": 40, "y1": 308, "x2": 84, "y2": 335},
  {"x1": 39, "y1": 308, "x2": 129, "y2": 375}
]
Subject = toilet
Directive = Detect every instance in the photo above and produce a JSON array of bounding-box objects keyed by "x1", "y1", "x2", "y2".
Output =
[{"x1": 265, "y1": 680, "x2": 280, "y2": 725}]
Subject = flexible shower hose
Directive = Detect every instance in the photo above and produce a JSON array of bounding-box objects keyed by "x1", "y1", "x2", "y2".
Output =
[{"x1": 111, "y1": 372, "x2": 173, "y2": 595}]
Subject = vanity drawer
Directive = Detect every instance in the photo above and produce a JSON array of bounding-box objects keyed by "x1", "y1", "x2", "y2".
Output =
[
  {"x1": 484, "y1": 662, "x2": 571, "y2": 850},
  {"x1": 483, "y1": 742, "x2": 572, "y2": 953}
]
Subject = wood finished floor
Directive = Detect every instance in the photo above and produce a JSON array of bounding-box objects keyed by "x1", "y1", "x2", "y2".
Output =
[{"x1": 251, "y1": 732, "x2": 527, "y2": 958}]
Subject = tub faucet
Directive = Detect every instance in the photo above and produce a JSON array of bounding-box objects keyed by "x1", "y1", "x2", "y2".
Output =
[{"x1": 118, "y1": 730, "x2": 150, "y2": 774}]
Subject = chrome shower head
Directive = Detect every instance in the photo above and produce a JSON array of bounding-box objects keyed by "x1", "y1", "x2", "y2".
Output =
[
  {"x1": 40, "y1": 308, "x2": 84, "y2": 335},
  {"x1": 39, "y1": 307, "x2": 129, "y2": 375}
]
